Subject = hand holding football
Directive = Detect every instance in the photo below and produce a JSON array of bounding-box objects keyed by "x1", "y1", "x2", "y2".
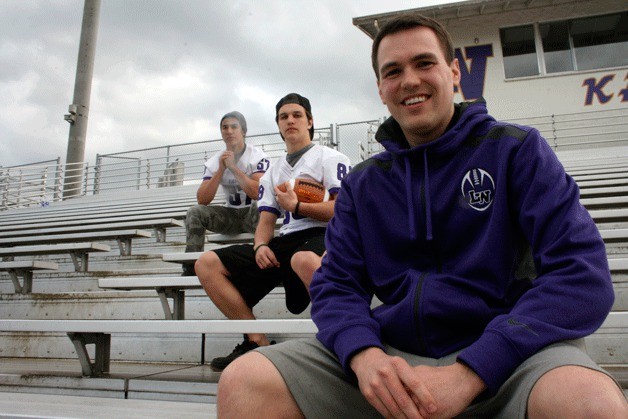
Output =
[{"x1": 277, "y1": 178, "x2": 329, "y2": 203}]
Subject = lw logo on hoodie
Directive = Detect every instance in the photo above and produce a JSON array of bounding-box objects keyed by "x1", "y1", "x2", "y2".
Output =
[{"x1": 461, "y1": 168, "x2": 495, "y2": 212}]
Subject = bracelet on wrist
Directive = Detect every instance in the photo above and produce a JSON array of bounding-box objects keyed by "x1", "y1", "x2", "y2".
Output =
[
  {"x1": 294, "y1": 201, "x2": 301, "y2": 216},
  {"x1": 254, "y1": 243, "x2": 269, "y2": 255}
]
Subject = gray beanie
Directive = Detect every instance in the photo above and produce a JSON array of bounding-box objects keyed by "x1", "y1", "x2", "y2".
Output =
[{"x1": 220, "y1": 111, "x2": 247, "y2": 135}]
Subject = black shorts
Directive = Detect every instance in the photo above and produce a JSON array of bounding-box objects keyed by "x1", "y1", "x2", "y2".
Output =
[{"x1": 214, "y1": 227, "x2": 326, "y2": 314}]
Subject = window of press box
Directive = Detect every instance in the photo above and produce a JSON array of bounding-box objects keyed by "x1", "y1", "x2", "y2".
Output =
[
  {"x1": 501, "y1": 11, "x2": 627, "y2": 78},
  {"x1": 569, "y1": 12, "x2": 628, "y2": 71},
  {"x1": 539, "y1": 21, "x2": 574, "y2": 74},
  {"x1": 500, "y1": 24, "x2": 539, "y2": 78}
]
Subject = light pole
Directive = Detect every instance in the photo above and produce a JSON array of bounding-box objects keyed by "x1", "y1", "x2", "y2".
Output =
[{"x1": 63, "y1": 0, "x2": 101, "y2": 198}]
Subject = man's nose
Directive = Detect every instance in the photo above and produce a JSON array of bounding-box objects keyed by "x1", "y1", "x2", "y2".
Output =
[{"x1": 401, "y1": 69, "x2": 421, "y2": 89}]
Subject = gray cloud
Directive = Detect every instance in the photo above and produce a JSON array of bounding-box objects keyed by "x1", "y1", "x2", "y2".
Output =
[{"x1": 1, "y1": 0, "x2": 450, "y2": 167}]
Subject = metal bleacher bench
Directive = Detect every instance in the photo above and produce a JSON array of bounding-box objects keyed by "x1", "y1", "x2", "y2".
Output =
[
  {"x1": 0, "y1": 319, "x2": 317, "y2": 377},
  {"x1": 99, "y1": 256, "x2": 628, "y2": 320},
  {"x1": 0, "y1": 260, "x2": 59, "y2": 294},
  {"x1": 0, "y1": 195, "x2": 195, "y2": 224},
  {"x1": 206, "y1": 232, "x2": 255, "y2": 244},
  {"x1": 99, "y1": 251, "x2": 228, "y2": 319},
  {"x1": 0, "y1": 242, "x2": 111, "y2": 272},
  {"x1": 0, "y1": 218, "x2": 183, "y2": 243},
  {"x1": 99, "y1": 275, "x2": 203, "y2": 320},
  {"x1": 0, "y1": 315, "x2": 622, "y2": 379},
  {"x1": 600, "y1": 229, "x2": 628, "y2": 243},
  {"x1": 581, "y1": 196, "x2": 628, "y2": 209},
  {"x1": 579, "y1": 186, "x2": 628, "y2": 199},
  {"x1": 0, "y1": 203, "x2": 190, "y2": 228},
  {"x1": 0, "y1": 229, "x2": 152, "y2": 256},
  {"x1": 0, "y1": 214, "x2": 186, "y2": 234},
  {"x1": 589, "y1": 208, "x2": 628, "y2": 224}
]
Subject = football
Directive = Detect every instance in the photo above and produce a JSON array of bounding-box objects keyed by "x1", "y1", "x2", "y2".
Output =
[{"x1": 278, "y1": 178, "x2": 329, "y2": 203}]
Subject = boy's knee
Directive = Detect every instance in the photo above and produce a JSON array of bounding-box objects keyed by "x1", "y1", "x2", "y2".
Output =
[
  {"x1": 195, "y1": 251, "x2": 220, "y2": 280},
  {"x1": 186, "y1": 204, "x2": 202, "y2": 219},
  {"x1": 290, "y1": 251, "x2": 321, "y2": 273},
  {"x1": 290, "y1": 251, "x2": 322, "y2": 289},
  {"x1": 290, "y1": 251, "x2": 306, "y2": 272}
]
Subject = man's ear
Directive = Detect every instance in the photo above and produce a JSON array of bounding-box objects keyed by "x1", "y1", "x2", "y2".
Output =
[
  {"x1": 377, "y1": 79, "x2": 386, "y2": 105},
  {"x1": 451, "y1": 58, "x2": 461, "y2": 87}
]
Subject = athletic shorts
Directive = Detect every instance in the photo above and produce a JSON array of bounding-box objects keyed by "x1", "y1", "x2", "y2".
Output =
[
  {"x1": 257, "y1": 337, "x2": 620, "y2": 418},
  {"x1": 214, "y1": 227, "x2": 326, "y2": 314}
]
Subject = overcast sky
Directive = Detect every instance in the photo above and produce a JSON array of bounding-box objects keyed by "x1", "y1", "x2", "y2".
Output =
[{"x1": 1, "y1": 0, "x2": 462, "y2": 168}]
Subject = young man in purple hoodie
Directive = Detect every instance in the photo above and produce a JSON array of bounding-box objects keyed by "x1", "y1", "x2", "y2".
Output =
[{"x1": 216, "y1": 15, "x2": 628, "y2": 418}]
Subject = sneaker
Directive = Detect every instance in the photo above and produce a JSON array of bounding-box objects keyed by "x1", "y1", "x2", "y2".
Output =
[
  {"x1": 181, "y1": 263, "x2": 196, "y2": 277},
  {"x1": 210, "y1": 339, "x2": 259, "y2": 371}
]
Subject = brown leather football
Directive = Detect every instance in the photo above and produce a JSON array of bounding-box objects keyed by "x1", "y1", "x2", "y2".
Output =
[{"x1": 278, "y1": 178, "x2": 329, "y2": 203}]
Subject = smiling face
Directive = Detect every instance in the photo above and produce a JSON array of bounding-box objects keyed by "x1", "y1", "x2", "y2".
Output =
[
  {"x1": 220, "y1": 117, "x2": 245, "y2": 151},
  {"x1": 376, "y1": 26, "x2": 461, "y2": 147}
]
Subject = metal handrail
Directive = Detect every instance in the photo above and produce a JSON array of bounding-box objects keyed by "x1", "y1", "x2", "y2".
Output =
[{"x1": 2, "y1": 108, "x2": 626, "y2": 211}]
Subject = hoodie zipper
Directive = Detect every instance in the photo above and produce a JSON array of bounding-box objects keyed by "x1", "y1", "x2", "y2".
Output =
[{"x1": 413, "y1": 272, "x2": 428, "y2": 354}]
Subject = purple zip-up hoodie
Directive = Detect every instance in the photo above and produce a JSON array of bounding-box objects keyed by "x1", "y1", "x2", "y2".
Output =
[{"x1": 310, "y1": 99, "x2": 613, "y2": 394}]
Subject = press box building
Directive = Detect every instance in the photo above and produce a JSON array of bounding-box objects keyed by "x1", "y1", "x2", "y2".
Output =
[{"x1": 353, "y1": 0, "x2": 627, "y2": 153}]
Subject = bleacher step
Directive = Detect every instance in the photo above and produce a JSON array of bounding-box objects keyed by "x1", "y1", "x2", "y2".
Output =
[
  {"x1": 0, "y1": 390, "x2": 215, "y2": 418},
  {"x1": 0, "y1": 358, "x2": 220, "y2": 401}
]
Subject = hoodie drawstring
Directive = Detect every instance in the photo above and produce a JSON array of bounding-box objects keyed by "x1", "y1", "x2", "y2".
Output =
[
  {"x1": 423, "y1": 150, "x2": 433, "y2": 241},
  {"x1": 404, "y1": 156, "x2": 417, "y2": 241}
]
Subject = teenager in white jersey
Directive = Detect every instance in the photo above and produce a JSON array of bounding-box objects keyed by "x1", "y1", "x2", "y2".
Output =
[
  {"x1": 195, "y1": 93, "x2": 351, "y2": 371},
  {"x1": 182, "y1": 111, "x2": 270, "y2": 276}
]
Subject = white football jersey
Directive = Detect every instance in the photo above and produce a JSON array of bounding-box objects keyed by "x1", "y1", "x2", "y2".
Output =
[
  {"x1": 258, "y1": 144, "x2": 351, "y2": 235},
  {"x1": 203, "y1": 144, "x2": 270, "y2": 208}
]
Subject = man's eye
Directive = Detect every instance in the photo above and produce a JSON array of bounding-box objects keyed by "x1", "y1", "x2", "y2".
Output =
[{"x1": 383, "y1": 69, "x2": 399, "y2": 78}]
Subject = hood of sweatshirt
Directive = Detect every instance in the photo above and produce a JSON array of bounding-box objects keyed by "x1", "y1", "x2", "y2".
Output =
[{"x1": 373, "y1": 99, "x2": 493, "y2": 241}]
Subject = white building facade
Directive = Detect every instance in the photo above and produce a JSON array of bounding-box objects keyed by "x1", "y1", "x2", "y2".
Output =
[{"x1": 353, "y1": 0, "x2": 627, "y2": 122}]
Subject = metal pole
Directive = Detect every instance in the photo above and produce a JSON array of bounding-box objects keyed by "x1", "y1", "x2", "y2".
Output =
[
  {"x1": 63, "y1": 0, "x2": 101, "y2": 198},
  {"x1": 53, "y1": 157, "x2": 62, "y2": 201}
]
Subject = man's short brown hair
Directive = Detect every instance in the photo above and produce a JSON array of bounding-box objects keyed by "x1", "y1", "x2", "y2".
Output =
[{"x1": 371, "y1": 14, "x2": 455, "y2": 80}]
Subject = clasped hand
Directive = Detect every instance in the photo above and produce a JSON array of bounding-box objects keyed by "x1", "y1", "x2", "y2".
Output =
[
  {"x1": 351, "y1": 347, "x2": 484, "y2": 418},
  {"x1": 220, "y1": 151, "x2": 237, "y2": 170}
]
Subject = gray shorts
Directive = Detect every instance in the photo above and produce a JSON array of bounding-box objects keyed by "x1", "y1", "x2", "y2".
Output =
[{"x1": 256, "y1": 337, "x2": 616, "y2": 418}]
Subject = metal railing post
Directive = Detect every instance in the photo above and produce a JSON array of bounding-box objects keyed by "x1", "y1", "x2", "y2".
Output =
[
  {"x1": 53, "y1": 157, "x2": 63, "y2": 201},
  {"x1": 83, "y1": 162, "x2": 89, "y2": 196},
  {"x1": 40, "y1": 167, "x2": 49, "y2": 206},
  {"x1": 551, "y1": 114, "x2": 558, "y2": 150},
  {"x1": 94, "y1": 154, "x2": 102, "y2": 195},
  {"x1": 146, "y1": 160, "x2": 151, "y2": 189},
  {"x1": 0, "y1": 168, "x2": 7, "y2": 210},
  {"x1": 17, "y1": 170, "x2": 23, "y2": 207}
]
